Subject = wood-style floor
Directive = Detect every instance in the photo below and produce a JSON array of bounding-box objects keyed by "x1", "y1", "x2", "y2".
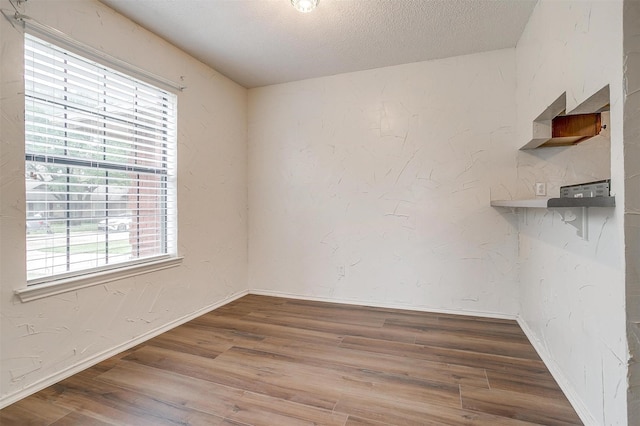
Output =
[{"x1": 1, "y1": 295, "x2": 582, "y2": 425}]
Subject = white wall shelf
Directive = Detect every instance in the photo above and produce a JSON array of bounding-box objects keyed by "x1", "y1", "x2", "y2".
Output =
[
  {"x1": 490, "y1": 196, "x2": 615, "y2": 239},
  {"x1": 490, "y1": 196, "x2": 615, "y2": 209},
  {"x1": 490, "y1": 198, "x2": 549, "y2": 208}
]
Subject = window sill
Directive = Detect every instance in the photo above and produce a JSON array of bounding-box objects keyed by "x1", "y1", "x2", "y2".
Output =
[{"x1": 15, "y1": 256, "x2": 183, "y2": 303}]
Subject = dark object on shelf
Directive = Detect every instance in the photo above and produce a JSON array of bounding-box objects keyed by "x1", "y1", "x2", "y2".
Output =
[
  {"x1": 560, "y1": 179, "x2": 610, "y2": 198},
  {"x1": 547, "y1": 196, "x2": 615, "y2": 208},
  {"x1": 543, "y1": 112, "x2": 602, "y2": 147}
]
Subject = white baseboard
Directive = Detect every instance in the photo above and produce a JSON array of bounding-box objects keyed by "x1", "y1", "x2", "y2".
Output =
[
  {"x1": 0, "y1": 289, "x2": 248, "y2": 410},
  {"x1": 249, "y1": 289, "x2": 517, "y2": 320},
  {"x1": 516, "y1": 316, "x2": 598, "y2": 426}
]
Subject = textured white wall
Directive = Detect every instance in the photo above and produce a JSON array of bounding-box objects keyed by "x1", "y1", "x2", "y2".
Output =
[
  {"x1": 0, "y1": 0, "x2": 248, "y2": 406},
  {"x1": 515, "y1": 1, "x2": 627, "y2": 424},
  {"x1": 248, "y1": 49, "x2": 520, "y2": 317}
]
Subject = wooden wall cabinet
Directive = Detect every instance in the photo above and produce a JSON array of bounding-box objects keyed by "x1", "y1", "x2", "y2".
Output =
[
  {"x1": 520, "y1": 85, "x2": 609, "y2": 150},
  {"x1": 544, "y1": 112, "x2": 602, "y2": 147}
]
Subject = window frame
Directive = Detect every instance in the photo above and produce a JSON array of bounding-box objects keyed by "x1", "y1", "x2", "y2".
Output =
[{"x1": 21, "y1": 31, "x2": 180, "y2": 295}]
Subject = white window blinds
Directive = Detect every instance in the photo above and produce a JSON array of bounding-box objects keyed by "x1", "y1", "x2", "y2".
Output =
[{"x1": 25, "y1": 33, "x2": 177, "y2": 283}]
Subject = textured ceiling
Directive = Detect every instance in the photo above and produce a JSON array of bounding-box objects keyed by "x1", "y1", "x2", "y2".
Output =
[{"x1": 98, "y1": 0, "x2": 538, "y2": 89}]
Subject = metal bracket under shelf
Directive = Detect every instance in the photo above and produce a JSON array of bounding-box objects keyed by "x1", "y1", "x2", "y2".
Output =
[{"x1": 558, "y1": 207, "x2": 588, "y2": 239}]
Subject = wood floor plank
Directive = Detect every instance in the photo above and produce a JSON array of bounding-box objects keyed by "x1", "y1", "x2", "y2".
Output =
[
  {"x1": 188, "y1": 313, "x2": 344, "y2": 346},
  {"x1": 460, "y1": 385, "x2": 582, "y2": 425},
  {"x1": 333, "y1": 392, "x2": 540, "y2": 426},
  {"x1": 383, "y1": 315, "x2": 530, "y2": 343},
  {"x1": 214, "y1": 345, "x2": 463, "y2": 409},
  {"x1": 414, "y1": 329, "x2": 541, "y2": 360},
  {"x1": 49, "y1": 411, "x2": 115, "y2": 426},
  {"x1": 251, "y1": 301, "x2": 391, "y2": 327},
  {"x1": 340, "y1": 335, "x2": 550, "y2": 375},
  {"x1": 486, "y1": 368, "x2": 567, "y2": 399},
  {"x1": 242, "y1": 311, "x2": 417, "y2": 343},
  {"x1": 0, "y1": 295, "x2": 582, "y2": 425},
  {"x1": 242, "y1": 335, "x2": 491, "y2": 389},
  {"x1": 247, "y1": 309, "x2": 386, "y2": 329},
  {"x1": 344, "y1": 416, "x2": 390, "y2": 426},
  {"x1": 0, "y1": 395, "x2": 71, "y2": 426},
  {"x1": 95, "y1": 361, "x2": 247, "y2": 419},
  {"x1": 225, "y1": 391, "x2": 348, "y2": 426},
  {"x1": 103, "y1": 347, "x2": 347, "y2": 425},
  {"x1": 144, "y1": 323, "x2": 264, "y2": 358},
  {"x1": 434, "y1": 315, "x2": 528, "y2": 337},
  {"x1": 245, "y1": 341, "x2": 429, "y2": 407},
  {"x1": 122, "y1": 345, "x2": 341, "y2": 410},
  {"x1": 48, "y1": 372, "x2": 230, "y2": 426}
]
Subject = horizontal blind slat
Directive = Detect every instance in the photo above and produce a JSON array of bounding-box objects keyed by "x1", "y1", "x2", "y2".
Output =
[{"x1": 25, "y1": 93, "x2": 176, "y2": 138}]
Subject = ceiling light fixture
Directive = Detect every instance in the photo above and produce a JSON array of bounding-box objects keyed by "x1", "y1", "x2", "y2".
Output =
[{"x1": 291, "y1": 0, "x2": 318, "y2": 13}]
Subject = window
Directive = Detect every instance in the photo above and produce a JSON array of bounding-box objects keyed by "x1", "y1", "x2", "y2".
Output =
[{"x1": 25, "y1": 34, "x2": 177, "y2": 283}]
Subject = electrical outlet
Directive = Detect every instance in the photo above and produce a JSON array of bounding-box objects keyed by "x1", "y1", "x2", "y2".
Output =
[{"x1": 535, "y1": 182, "x2": 546, "y2": 196}]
